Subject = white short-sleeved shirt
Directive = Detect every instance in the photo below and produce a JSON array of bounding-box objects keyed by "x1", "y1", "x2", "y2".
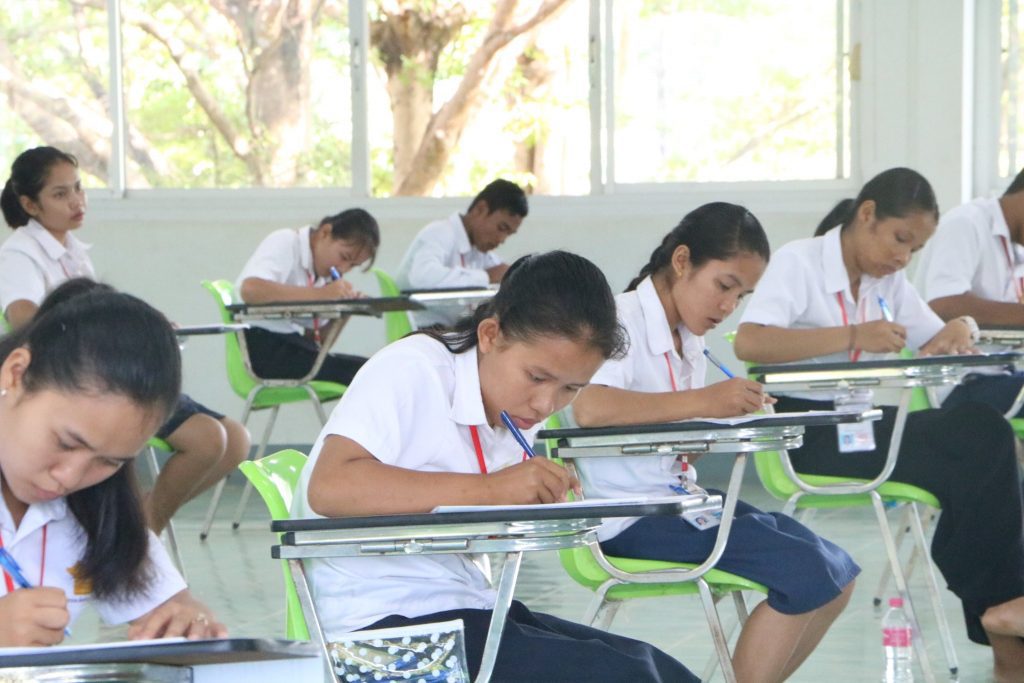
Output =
[
  {"x1": 291, "y1": 334, "x2": 539, "y2": 638},
  {"x1": 569, "y1": 277, "x2": 706, "y2": 541},
  {"x1": 914, "y1": 197, "x2": 1024, "y2": 304},
  {"x1": 0, "y1": 493, "x2": 186, "y2": 626},
  {"x1": 0, "y1": 220, "x2": 95, "y2": 313},
  {"x1": 739, "y1": 227, "x2": 944, "y2": 396},
  {"x1": 395, "y1": 213, "x2": 503, "y2": 327},
  {"x1": 236, "y1": 225, "x2": 325, "y2": 335}
]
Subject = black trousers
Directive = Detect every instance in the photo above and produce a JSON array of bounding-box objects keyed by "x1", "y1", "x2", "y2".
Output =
[
  {"x1": 944, "y1": 372, "x2": 1024, "y2": 417},
  {"x1": 367, "y1": 600, "x2": 697, "y2": 682},
  {"x1": 776, "y1": 396, "x2": 1024, "y2": 645},
  {"x1": 244, "y1": 327, "x2": 366, "y2": 386}
]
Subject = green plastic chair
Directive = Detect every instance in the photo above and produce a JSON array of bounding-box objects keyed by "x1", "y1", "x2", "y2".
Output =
[
  {"x1": 546, "y1": 414, "x2": 767, "y2": 681},
  {"x1": 142, "y1": 437, "x2": 186, "y2": 579},
  {"x1": 198, "y1": 280, "x2": 347, "y2": 540},
  {"x1": 0, "y1": 310, "x2": 9, "y2": 334},
  {"x1": 238, "y1": 449, "x2": 309, "y2": 640},
  {"x1": 372, "y1": 268, "x2": 413, "y2": 343}
]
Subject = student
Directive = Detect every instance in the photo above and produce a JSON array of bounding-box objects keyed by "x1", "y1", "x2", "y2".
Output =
[
  {"x1": 0, "y1": 147, "x2": 250, "y2": 535},
  {"x1": 237, "y1": 208, "x2": 379, "y2": 385},
  {"x1": 395, "y1": 179, "x2": 528, "y2": 327},
  {"x1": 913, "y1": 168, "x2": 1024, "y2": 415},
  {"x1": 735, "y1": 167, "x2": 1024, "y2": 682},
  {"x1": 0, "y1": 283, "x2": 225, "y2": 645},
  {"x1": 570, "y1": 203, "x2": 857, "y2": 683},
  {"x1": 292, "y1": 251, "x2": 698, "y2": 682}
]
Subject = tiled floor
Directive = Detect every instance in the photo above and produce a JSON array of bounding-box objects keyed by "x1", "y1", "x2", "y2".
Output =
[{"x1": 71, "y1": 467, "x2": 999, "y2": 682}]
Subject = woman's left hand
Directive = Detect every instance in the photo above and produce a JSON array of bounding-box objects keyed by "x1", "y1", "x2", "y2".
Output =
[
  {"x1": 919, "y1": 320, "x2": 976, "y2": 356},
  {"x1": 127, "y1": 590, "x2": 227, "y2": 641}
]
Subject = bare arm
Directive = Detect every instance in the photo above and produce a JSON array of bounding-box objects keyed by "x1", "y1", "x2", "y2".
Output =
[
  {"x1": 734, "y1": 322, "x2": 851, "y2": 364},
  {"x1": 239, "y1": 277, "x2": 358, "y2": 304},
  {"x1": 573, "y1": 380, "x2": 768, "y2": 427},
  {"x1": 4, "y1": 300, "x2": 37, "y2": 330},
  {"x1": 307, "y1": 435, "x2": 578, "y2": 517},
  {"x1": 929, "y1": 293, "x2": 1024, "y2": 325}
]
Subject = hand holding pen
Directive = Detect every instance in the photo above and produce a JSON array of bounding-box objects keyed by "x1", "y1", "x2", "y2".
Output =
[
  {"x1": 0, "y1": 548, "x2": 71, "y2": 644},
  {"x1": 485, "y1": 411, "x2": 580, "y2": 503},
  {"x1": 701, "y1": 348, "x2": 775, "y2": 414},
  {"x1": 324, "y1": 266, "x2": 363, "y2": 300}
]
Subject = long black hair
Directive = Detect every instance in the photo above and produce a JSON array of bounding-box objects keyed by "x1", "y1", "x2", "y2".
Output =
[
  {"x1": 421, "y1": 250, "x2": 626, "y2": 360},
  {"x1": 626, "y1": 202, "x2": 770, "y2": 292},
  {"x1": 813, "y1": 167, "x2": 939, "y2": 237},
  {"x1": 0, "y1": 279, "x2": 181, "y2": 599},
  {"x1": 1, "y1": 147, "x2": 79, "y2": 229}
]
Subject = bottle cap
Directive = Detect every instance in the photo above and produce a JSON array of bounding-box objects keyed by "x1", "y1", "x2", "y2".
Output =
[{"x1": 888, "y1": 597, "x2": 904, "y2": 607}]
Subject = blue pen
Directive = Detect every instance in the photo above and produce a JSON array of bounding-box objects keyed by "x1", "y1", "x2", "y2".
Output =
[
  {"x1": 329, "y1": 266, "x2": 341, "y2": 281},
  {"x1": 0, "y1": 548, "x2": 72, "y2": 636},
  {"x1": 878, "y1": 296, "x2": 895, "y2": 322},
  {"x1": 703, "y1": 348, "x2": 736, "y2": 379},
  {"x1": 499, "y1": 410, "x2": 537, "y2": 458}
]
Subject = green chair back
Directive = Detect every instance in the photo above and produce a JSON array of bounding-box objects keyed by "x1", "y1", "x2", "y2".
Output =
[
  {"x1": 0, "y1": 310, "x2": 9, "y2": 334},
  {"x1": 201, "y1": 280, "x2": 346, "y2": 408},
  {"x1": 238, "y1": 449, "x2": 310, "y2": 640},
  {"x1": 372, "y1": 268, "x2": 413, "y2": 343}
]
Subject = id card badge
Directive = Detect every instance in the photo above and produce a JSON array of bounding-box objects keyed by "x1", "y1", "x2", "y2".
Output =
[
  {"x1": 669, "y1": 471, "x2": 722, "y2": 530},
  {"x1": 834, "y1": 389, "x2": 876, "y2": 453}
]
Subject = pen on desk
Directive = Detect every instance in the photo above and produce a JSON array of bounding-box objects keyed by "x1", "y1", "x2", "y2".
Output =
[
  {"x1": 500, "y1": 410, "x2": 537, "y2": 458},
  {"x1": 329, "y1": 266, "x2": 341, "y2": 281},
  {"x1": 0, "y1": 548, "x2": 72, "y2": 637},
  {"x1": 878, "y1": 296, "x2": 895, "y2": 323},
  {"x1": 702, "y1": 348, "x2": 736, "y2": 379}
]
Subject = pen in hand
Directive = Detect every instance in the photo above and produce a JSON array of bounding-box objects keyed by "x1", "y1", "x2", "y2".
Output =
[
  {"x1": 0, "y1": 547, "x2": 72, "y2": 637},
  {"x1": 500, "y1": 410, "x2": 537, "y2": 458},
  {"x1": 329, "y1": 266, "x2": 341, "y2": 281},
  {"x1": 702, "y1": 348, "x2": 736, "y2": 379},
  {"x1": 878, "y1": 296, "x2": 895, "y2": 323}
]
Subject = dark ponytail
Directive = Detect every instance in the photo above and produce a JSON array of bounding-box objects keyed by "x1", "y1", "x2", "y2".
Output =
[
  {"x1": 626, "y1": 202, "x2": 770, "y2": 292},
  {"x1": 420, "y1": 250, "x2": 627, "y2": 360},
  {"x1": 814, "y1": 167, "x2": 938, "y2": 237},
  {"x1": 318, "y1": 208, "x2": 381, "y2": 268},
  {"x1": 0, "y1": 280, "x2": 181, "y2": 599},
  {"x1": 1, "y1": 147, "x2": 79, "y2": 229}
]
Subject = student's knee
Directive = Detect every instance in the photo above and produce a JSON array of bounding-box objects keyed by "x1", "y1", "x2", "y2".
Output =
[
  {"x1": 220, "y1": 418, "x2": 251, "y2": 466},
  {"x1": 166, "y1": 414, "x2": 228, "y2": 463}
]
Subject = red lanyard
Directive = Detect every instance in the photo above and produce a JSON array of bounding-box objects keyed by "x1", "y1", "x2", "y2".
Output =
[
  {"x1": 468, "y1": 425, "x2": 527, "y2": 474},
  {"x1": 0, "y1": 525, "x2": 47, "y2": 593},
  {"x1": 460, "y1": 254, "x2": 466, "y2": 267},
  {"x1": 836, "y1": 293, "x2": 862, "y2": 362},
  {"x1": 998, "y1": 236, "x2": 1024, "y2": 303},
  {"x1": 306, "y1": 271, "x2": 322, "y2": 344},
  {"x1": 663, "y1": 352, "x2": 679, "y2": 391}
]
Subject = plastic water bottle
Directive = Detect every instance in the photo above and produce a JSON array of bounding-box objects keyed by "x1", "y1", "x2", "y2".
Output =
[{"x1": 882, "y1": 597, "x2": 914, "y2": 682}]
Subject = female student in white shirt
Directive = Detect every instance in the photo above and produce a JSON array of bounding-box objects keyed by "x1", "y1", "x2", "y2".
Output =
[
  {"x1": 292, "y1": 251, "x2": 698, "y2": 682},
  {"x1": 0, "y1": 147, "x2": 250, "y2": 536},
  {"x1": 237, "y1": 208, "x2": 379, "y2": 385},
  {"x1": 0, "y1": 282, "x2": 225, "y2": 645},
  {"x1": 571, "y1": 203, "x2": 858, "y2": 683},
  {"x1": 735, "y1": 168, "x2": 1024, "y2": 682}
]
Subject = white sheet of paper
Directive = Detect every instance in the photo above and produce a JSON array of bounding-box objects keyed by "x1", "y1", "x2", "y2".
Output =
[
  {"x1": 432, "y1": 494, "x2": 705, "y2": 514},
  {"x1": 0, "y1": 636, "x2": 189, "y2": 657}
]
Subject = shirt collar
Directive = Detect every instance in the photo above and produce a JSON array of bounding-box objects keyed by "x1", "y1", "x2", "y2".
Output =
[
  {"x1": 635, "y1": 276, "x2": 703, "y2": 361},
  {"x1": 451, "y1": 213, "x2": 473, "y2": 256},
  {"x1": 450, "y1": 346, "x2": 488, "y2": 427},
  {"x1": 23, "y1": 219, "x2": 90, "y2": 261},
  {"x1": 988, "y1": 197, "x2": 1013, "y2": 241},
  {"x1": 298, "y1": 225, "x2": 315, "y2": 278},
  {"x1": 0, "y1": 493, "x2": 68, "y2": 545}
]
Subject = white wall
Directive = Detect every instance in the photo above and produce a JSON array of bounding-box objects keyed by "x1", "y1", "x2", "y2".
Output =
[{"x1": 76, "y1": 0, "x2": 976, "y2": 444}]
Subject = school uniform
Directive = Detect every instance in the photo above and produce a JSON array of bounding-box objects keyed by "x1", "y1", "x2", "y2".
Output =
[
  {"x1": 395, "y1": 213, "x2": 503, "y2": 327},
  {"x1": 0, "y1": 493, "x2": 186, "y2": 627},
  {"x1": 291, "y1": 333, "x2": 697, "y2": 682},
  {"x1": 740, "y1": 227, "x2": 1024, "y2": 644},
  {"x1": 0, "y1": 221, "x2": 223, "y2": 441},
  {"x1": 572, "y1": 276, "x2": 859, "y2": 616},
  {"x1": 914, "y1": 198, "x2": 1024, "y2": 415},
  {"x1": 236, "y1": 226, "x2": 366, "y2": 385}
]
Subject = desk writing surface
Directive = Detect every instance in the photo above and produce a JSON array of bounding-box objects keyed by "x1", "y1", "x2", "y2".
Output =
[
  {"x1": 174, "y1": 323, "x2": 249, "y2": 336},
  {"x1": 979, "y1": 325, "x2": 1024, "y2": 331},
  {"x1": 748, "y1": 352, "x2": 1022, "y2": 379},
  {"x1": 537, "y1": 409, "x2": 881, "y2": 442},
  {"x1": 271, "y1": 499, "x2": 693, "y2": 535},
  {"x1": 227, "y1": 296, "x2": 423, "y2": 314},
  {"x1": 0, "y1": 638, "x2": 316, "y2": 668},
  {"x1": 400, "y1": 286, "x2": 491, "y2": 295}
]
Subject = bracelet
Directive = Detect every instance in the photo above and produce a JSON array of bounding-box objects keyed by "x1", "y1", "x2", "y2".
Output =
[
  {"x1": 956, "y1": 315, "x2": 980, "y2": 344},
  {"x1": 848, "y1": 324, "x2": 857, "y2": 351}
]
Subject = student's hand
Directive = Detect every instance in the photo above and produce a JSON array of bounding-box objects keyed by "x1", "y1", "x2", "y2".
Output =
[
  {"x1": 0, "y1": 587, "x2": 69, "y2": 646},
  {"x1": 323, "y1": 279, "x2": 362, "y2": 300},
  {"x1": 852, "y1": 321, "x2": 907, "y2": 353},
  {"x1": 485, "y1": 264, "x2": 510, "y2": 284},
  {"x1": 694, "y1": 378, "x2": 768, "y2": 417},
  {"x1": 919, "y1": 320, "x2": 976, "y2": 356},
  {"x1": 128, "y1": 590, "x2": 227, "y2": 641},
  {"x1": 483, "y1": 458, "x2": 579, "y2": 504}
]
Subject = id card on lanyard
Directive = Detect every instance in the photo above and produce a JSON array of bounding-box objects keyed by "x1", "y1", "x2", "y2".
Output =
[{"x1": 835, "y1": 293, "x2": 877, "y2": 453}]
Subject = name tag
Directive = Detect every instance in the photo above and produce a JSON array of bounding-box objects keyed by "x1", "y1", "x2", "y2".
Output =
[
  {"x1": 669, "y1": 479, "x2": 722, "y2": 530},
  {"x1": 835, "y1": 389, "x2": 876, "y2": 453}
]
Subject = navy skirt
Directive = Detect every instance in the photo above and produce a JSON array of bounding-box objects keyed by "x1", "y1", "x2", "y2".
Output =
[{"x1": 156, "y1": 394, "x2": 224, "y2": 440}]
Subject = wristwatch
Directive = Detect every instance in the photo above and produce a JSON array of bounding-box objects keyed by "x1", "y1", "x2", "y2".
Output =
[{"x1": 956, "y1": 315, "x2": 980, "y2": 344}]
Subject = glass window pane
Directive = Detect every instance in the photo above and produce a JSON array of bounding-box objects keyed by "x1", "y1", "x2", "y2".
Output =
[
  {"x1": 121, "y1": 0, "x2": 351, "y2": 188},
  {"x1": 1001, "y1": 0, "x2": 1023, "y2": 178},
  {"x1": 0, "y1": 2, "x2": 110, "y2": 188},
  {"x1": 613, "y1": 0, "x2": 848, "y2": 184},
  {"x1": 367, "y1": 0, "x2": 590, "y2": 197}
]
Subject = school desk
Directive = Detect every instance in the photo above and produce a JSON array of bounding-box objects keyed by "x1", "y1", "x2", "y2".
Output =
[
  {"x1": 0, "y1": 637, "x2": 320, "y2": 682},
  {"x1": 174, "y1": 323, "x2": 251, "y2": 337},
  {"x1": 273, "y1": 500, "x2": 712, "y2": 683},
  {"x1": 401, "y1": 286, "x2": 497, "y2": 310}
]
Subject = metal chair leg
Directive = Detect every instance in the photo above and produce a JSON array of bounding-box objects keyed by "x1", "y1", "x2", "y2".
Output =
[
  {"x1": 231, "y1": 405, "x2": 280, "y2": 530},
  {"x1": 145, "y1": 446, "x2": 186, "y2": 581},
  {"x1": 909, "y1": 504, "x2": 958, "y2": 678},
  {"x1": 582, "y1": 581, "x2": 617, "y2": 627},
  {"x1": 697, "y1": 579, "x2": 737, "y2": 683},
  {"x1": 200, "y1": 396, "x2": 256, "y2": 541},
  {"x1": 873, "y1": 503, "x2": 912, "y2": 608}
]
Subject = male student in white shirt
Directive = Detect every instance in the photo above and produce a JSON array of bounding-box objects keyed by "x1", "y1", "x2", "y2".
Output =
[
  {"x1": 395, "y1": 179, "x2": 528, "y2": 327},
  {"x1": 914, "y1": 168, "x2": 1024, "y2": 414}
]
